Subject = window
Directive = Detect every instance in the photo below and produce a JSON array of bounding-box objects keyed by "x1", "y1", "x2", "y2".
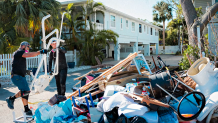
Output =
[
  {"x1": 147, "y1": 26, "x2": 149, "y2": 34},
  {"x1": 139, "y1": 24, "x2": 142, "y2": 33},
  {"x1": 126, "y1": 20, "x2": 128, "y2": 28},
  {"x1": 144, "y1": 25, "x2": 146, "y2": 32},
  {"x1": 121, "y1": 18, "x2": 123, "y2": 29},
  {"x1": 111, "y1": 15, "x2": 115, "y2": 27},
  {"x1": 155, "y1": 29, "x2": 159, "y2": 36},
  {"x1": 151, "y1": 28, "x2": 153, "y2": 35},
  {"x1": 132, "y1": 22, "x2": 135, "y2": 31}
]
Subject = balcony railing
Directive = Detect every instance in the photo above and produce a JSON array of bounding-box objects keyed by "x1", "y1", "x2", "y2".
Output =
[
  {"x1": 87, "y1": 22, "x2": 104, "y2": 31},
  {"x1": 62, "y1": 21, "x2": 104, "y2": 33}
]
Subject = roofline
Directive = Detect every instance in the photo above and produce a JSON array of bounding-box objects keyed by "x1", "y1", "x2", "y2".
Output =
[
  {"x1": 103, "y1": 6, "x2": 162, "y2": 30},
  {"x1": 60, "y1": 0, "x2": 162, "y2": 30}
]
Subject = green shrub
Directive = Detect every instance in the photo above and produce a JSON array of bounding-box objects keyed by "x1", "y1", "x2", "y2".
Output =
[{"x1": 179, "y1": 45, "x2": 199, "y2": 70}]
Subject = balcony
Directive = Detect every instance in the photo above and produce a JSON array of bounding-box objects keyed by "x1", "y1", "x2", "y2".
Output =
[{"x1": 87, "y1": 22, "x2": 104, "y2": 31}]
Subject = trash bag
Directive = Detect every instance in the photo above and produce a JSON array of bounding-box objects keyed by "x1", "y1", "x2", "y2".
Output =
[
  {"x1": 98, "y1": 107, "x2": 119, "y2": 123},
  {"x1": 115, "y1": 114, "x2": 131, "y2": 123},
  {"x1": 130, "y1": 116, "x2": 147, "y2": 123},
  {"x1": 53, "y1": 115, "x2": 77, "y2": 123},
  {"x1": 48, "y1": 94, "x2": 66, "y2": 106}
]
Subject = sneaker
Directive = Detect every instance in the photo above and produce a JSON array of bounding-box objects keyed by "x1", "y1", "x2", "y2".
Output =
[
  {"x1": 6, "y1": 97, "x2": 14, "y2": 109},
  {"x1": 25, "y1": 110, "x2": 33, "y2": 116}
]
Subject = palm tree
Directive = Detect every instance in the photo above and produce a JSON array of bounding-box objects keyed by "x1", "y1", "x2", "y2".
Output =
[
  {"x1": 0, "y1": 0, "x2": 61, "y2": 53},
  {"x1": 64, "y1": 3, "x2": 86, "y2": 51},
  {"x1": 153, "y1": 1, "x2": 172, "y2": 53},
  {"x1": 14, "y1": 0, "x2": 61, "y2": 37},
  {"x1": 78, "y1": 22, "x2": 119, "y2": 65},
  {"x1": 80, "y1": 0, "x2": 105, "y2": 30}
]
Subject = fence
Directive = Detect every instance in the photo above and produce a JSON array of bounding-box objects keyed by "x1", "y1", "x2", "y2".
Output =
[
  {"x1": 0, "y1": 50, "x2": 76, "y2": 78},
  {"x1": 150, "y1": 45, "x2": 180, "y2": 54}
]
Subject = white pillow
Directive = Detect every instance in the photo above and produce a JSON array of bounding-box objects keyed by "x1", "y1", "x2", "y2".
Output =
[
  {"x1": 118, "y1": 102, "x2": 149, "y2": 118},
  {"x1": 197, "y1": 92, "x2": 218, "y2": 121},
  {"x1": 103, "y1": 92, "x2": 135, "y2": 112}
]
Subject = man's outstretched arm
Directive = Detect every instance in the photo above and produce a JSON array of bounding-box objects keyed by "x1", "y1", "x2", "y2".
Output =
[
  {"x1": 22, "y1": 52, "x2": 40, "y2": 58},
  {"x1": 22, "y1": 49, "x2": 47, "y2": 58}
]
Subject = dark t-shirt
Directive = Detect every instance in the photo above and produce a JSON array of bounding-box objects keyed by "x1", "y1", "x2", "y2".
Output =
[
  {"x1": 49, "y1": 47, "x2": 67, "y2": 72},
  {"x1": 11, "y1": 49, "x2": 26, "y2": 77}
]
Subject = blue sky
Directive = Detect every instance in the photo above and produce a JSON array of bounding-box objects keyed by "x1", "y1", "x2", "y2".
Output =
[{"x1": 58, "y1": 0, "x2": 173, "y2": 25}]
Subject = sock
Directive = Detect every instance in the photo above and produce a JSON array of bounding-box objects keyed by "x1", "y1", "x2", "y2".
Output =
[
  {"x1": 10, "y1": 96, "x2": 16, "y2": 100},
  {"x1": 24, "y1": 105, "x2": 30, "y2": 112}
]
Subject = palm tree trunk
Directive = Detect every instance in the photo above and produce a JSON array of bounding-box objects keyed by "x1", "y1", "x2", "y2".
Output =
[{"x1": 163, "y1": 20, "x2": 165, "y2": 53}]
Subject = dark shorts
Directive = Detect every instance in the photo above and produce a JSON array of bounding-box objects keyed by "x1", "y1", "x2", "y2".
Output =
[{"x1": 11, "y1": 75, "x2": 30, "y2": 91}]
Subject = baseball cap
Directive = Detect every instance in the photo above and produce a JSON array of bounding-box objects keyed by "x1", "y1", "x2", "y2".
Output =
[
  {"x1": 20, "y1": 41, "x2": 32, "y2": 50},
  {"x1": 51, "y1": 40, "x2": 57, "y2": 43}
]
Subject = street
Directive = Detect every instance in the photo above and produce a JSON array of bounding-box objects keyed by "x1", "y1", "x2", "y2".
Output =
[{"x1": 0, "y1": 54, "x2": 182, "y2": 123}]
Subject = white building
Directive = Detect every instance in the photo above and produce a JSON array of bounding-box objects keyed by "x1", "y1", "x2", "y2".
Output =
[{"x1": 61, "y1": 0, "x2": 161, "y2": 61}]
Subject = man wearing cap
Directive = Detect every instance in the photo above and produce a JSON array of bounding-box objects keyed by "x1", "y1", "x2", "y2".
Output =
[
  {"x1": 49, "y1": 40, "x2": 67, "y2": 96},
  {"x1": 6, "y1": 41, "x2": 47, "y2": 115}
]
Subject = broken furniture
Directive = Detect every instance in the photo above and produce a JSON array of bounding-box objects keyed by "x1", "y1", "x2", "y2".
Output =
[
  {"x1": 29, "y1": 13, "x2": 66, "y2": 94},
  {"x1": 187, "y1": 57, "x2": 218, "y2": 98},
  {"x1": 91, "y1": 56, "x2": 114, "y2": 68},
  {"x1": 187, "y1": 57, "x2": 218, "y2": 122},
  {"x1": 135, "y1": 56, "x2": 206, "y2": 121},
  {"x1": 133, "y1": 54, "x2": 152, "y2": 74},
  {"x1": 13, "y1": 109, "x2": 34, "y2": 123}
]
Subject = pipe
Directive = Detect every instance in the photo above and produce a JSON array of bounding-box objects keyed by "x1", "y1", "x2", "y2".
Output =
[
  {"x1": 42, "y1": 14, "x2": 51, "y2": 39},
  {"x1": 156, "y1": 84, "x2": 180, "y2": 102},
  {"x1": 59, "y1": 12, "x2": 66, "y2": 38},
  {"x1": 171, "y1": 76, "x2": 195, "y2": 91}
]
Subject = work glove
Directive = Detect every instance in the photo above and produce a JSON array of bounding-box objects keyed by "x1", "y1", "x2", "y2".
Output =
[
  {"x1": 49, "y1": 71, "x2": 53, "y2": 75},
  {"x1": 40, "y1": 49, "x2": 47, "y2": 54}
]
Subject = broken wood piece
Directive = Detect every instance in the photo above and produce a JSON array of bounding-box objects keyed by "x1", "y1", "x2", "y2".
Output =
[
  {"x1": 78, "y1": 90, "x2": 103, "y2": 101},
  {"x1": 174, "y1": 71, "x2": 184, "y2": 82},
  {"x1": 186, "y1": 54, "x2": 192, "y2": 66},
  {"x1": 152, "y1": 56, "x2": 158, "y2": 70},
  {"x1": 174, "y1": 71, "x2": 195, "y2": 92},
  {"x1": 67, "y1": 52, "x2": 138, "y2": 99},
  {"x1": 92, "y1": 69, "x2": 108, "y2": 74},
  {"x1": 74, "y1": 70, "x2": 94, "y2": 81},
  {"x1": 129, "y1": 93, "x2": 170, "y2": 108}
]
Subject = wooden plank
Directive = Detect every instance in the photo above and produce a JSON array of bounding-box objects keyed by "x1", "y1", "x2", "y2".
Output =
[
  {"x1": 77, "y1": 90, "x2": 103, "y2": 100},
  {"x1": 92, "y1": 69, "x2": 108, "y2": 74},
  {"x1": 129, "y1": 94, "x2": 170, "y2": 108},
  {"x1": 105, "y1": 74, "x2": 139, "y2": 87}
]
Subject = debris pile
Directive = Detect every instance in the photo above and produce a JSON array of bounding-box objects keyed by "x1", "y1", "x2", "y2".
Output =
[{"x1": 29, "y1": 52, "x2": 218, "y2": 123}]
